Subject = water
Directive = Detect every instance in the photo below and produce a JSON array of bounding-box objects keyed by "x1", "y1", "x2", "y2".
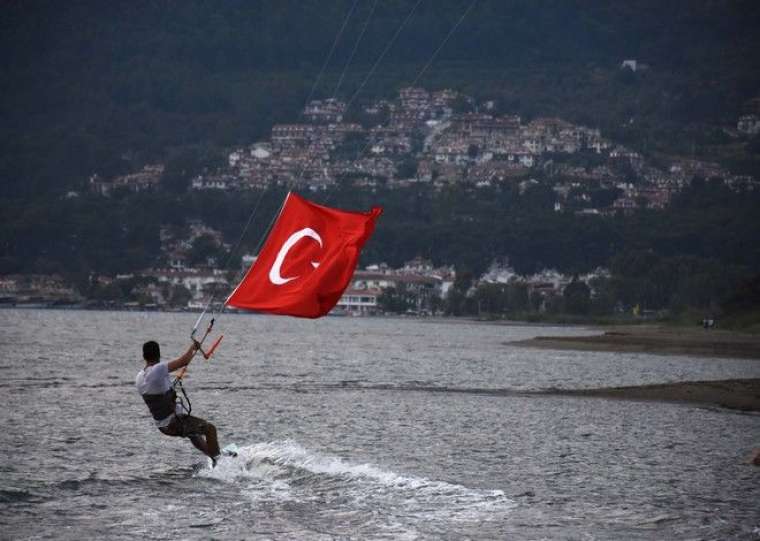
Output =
[{"x1": 1, "y1": 309, "x2": 759, "y2": 539}]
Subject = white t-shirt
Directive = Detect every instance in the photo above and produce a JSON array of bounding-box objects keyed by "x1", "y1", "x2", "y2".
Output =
[{"x1": 135, "y1": 361, "x2": 181, "y2": 427}]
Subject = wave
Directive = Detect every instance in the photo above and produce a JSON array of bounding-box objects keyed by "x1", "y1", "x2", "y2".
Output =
[
  {"x1": 197, "y1": 381, "x2": 541, "y2": 396},
  {"x1": 0, "y1": 488, "x2": 48, "y2": 504},
  {"x1": 197, "y1": 440, "x2": 515, "y2": 523}
]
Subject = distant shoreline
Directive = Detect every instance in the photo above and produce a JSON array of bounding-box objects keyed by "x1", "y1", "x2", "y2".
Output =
[
  {"x1": 542, "y1": 379, "x2": 760, "y2": 412},
  {"x1": 509, "y1": 325, "x2": 760, "y2": 411},
  {"x1": 509, "y1": 324, "x2": 760, "y2": 360}
]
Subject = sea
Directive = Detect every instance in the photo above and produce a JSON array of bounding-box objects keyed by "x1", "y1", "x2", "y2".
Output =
[{"x1": 1, "y1": 309, "x2": 759, "y2": 540}]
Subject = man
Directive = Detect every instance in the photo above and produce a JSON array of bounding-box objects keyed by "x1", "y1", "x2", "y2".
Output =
[{"x1": 136, "y1": 339, "x2": 222, "y2": 464}]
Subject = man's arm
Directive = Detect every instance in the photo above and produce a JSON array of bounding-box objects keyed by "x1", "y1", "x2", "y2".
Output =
[{"x1": 167, "y1": 341, "x2": 201, "y2": 372}]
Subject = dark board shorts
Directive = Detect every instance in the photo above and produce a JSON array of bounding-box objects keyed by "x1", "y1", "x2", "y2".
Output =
[{"x1": 159, "y1": 414, "x2": 211, "y2": 438}]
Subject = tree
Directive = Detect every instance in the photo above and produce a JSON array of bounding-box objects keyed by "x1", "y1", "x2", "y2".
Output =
[
  {"x1": 378, "y1": 286, "x2": 413, "y2": 314},
  {"x1": 161, "y1": 147, "x2": 225, "y2": 195},
  {"x1": 161, "y1": 151, "x2": 198, "y2": 194},
  {"x1": 589, "y1": 276, "x2": 615, "y2": 315},
  {"x1": 722, "y1": 273, "x2": 760, "y2": 314},
  {"x1": 188, "y1": 234, "x2": 224, "y2": 267},
  {"x1": 609, "y1": 157, "x2": 637, "y2": 182},
  {"x1": 563, "y1": 278, "x2": 591, "y2": 314},
  {"x1": 473, "y1": 282, "x2": 508, "y2": 316},
  {"x1": 92, "y1": 282, "x2": 125, "y2": 302},
  {"x1": 169, "y1": 284, "x2": 192, "y2": 307},
  {"x1": 396, "y1": 157, "x2": 418, "y2": 179},
  {"x1": 428, "y1": 293, "x2": 445, "y2": 316},
  {"x1": 615, "y1": 66, "x2": 638, "y2": 86},
  {"x1": 332, "y1": 132, "x2": 368, "y2": 161},
  {"x1": 451, "y1": 95, "x2": 474, "y2": 114},
  {"x1": 445, "y1": 269, "x2": 476, "y2": 316},
  {"x1": 445, "y1": 287, "x2": 468, "y2": 316},
  {"x1": 520, "y1": 182, "x2": 556, "y2": 211},
  {"x1": 507, "y1": 282, "x2": 530, "y2": 312},
  {"x1": 590, "y1": 187, "x2": 622, "y2": 208}
]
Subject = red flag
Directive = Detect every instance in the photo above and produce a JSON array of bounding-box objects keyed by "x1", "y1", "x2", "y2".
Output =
[{"x1": 226, "y1": 192, "x2": 382, "y2": 318}]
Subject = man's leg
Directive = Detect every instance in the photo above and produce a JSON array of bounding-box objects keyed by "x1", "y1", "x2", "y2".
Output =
[
  {"x1": 188, "y1": 434, "x2": 211, "y2": 456},
  {"x1": 203, "y1": 422, "x2": 220, "y2": 458},
  {"x1": 179, "y1": 416, "x2": 220, "y2": 459}
]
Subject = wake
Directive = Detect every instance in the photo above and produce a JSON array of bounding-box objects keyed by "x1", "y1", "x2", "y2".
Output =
[{"x1": 196, "y1": 440, "x2": 515, "y2": 522}]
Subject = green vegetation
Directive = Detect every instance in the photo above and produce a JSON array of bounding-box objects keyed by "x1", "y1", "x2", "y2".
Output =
[
  {"x1": 2, "y1": 1, "x2": 759, "y2": 322},
  {"x1": 2, "y1": 176, "x2": 758, "y2": 319},
  {"x1": 3, "y1": 1, "x2": 760, "y2": 199}
]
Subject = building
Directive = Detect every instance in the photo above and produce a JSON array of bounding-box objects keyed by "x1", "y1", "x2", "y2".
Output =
[
  {"x1": 350, "y1": 261, "x2": 452, "y2": 315},
  {"x1": 737, "y1": 114, "x2": 760, "y2": 136},
  {"x1": 303, "y1": 98, "x2": 346, "y2": 124},
  {"x1": 88, "y1": 164, "x2": 164, "y2": 196},
  {"x1": 111, "y1": 164, "x2": 164, "y2": 193},
  {"x1": 191, "y1": 173, "x2": 237, "y2": 191},
  {"x1": 399, "y1": 87, "x2": 431, "y2": 112},
  {"x1": 0, "y1": 274, "x2": 80, "y2": 305},
  {"x1": 335, "y1": 288, "x2": 382, "y2": 315},
  {"x1": 620, "y1": 59, "x2": 637, "y2": 72},
  {"x1": 146, "y1": 269, "x2": 229, "y2": 303}
]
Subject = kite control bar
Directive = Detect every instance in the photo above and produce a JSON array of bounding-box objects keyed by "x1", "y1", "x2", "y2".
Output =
[
  {"x1": 200, "y1": 334, "x2": 224, "y2": 360},
  {"x1": 191, "y1": 315, "x2": 224, "y2": 361},
  {"x1": 174, "y1": 314, "x2": 224, "y2": 385}
]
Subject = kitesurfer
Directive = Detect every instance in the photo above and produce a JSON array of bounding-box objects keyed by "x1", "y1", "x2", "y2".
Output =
[{"x1": 136, "y1": 340, "x2": 222, "y2": 464}]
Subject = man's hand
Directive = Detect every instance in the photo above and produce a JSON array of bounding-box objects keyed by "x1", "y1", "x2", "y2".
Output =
[{"x1": 168, "y1": 340, "x2": 202, "y2": 372}]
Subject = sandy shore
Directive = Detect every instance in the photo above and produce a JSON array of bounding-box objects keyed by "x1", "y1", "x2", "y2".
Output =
[
  {"x1": 544, "y1": 378, "x2": 760, "y2": 412},
  {"x1": 510, "y1": 324, "x2": 760, "y2": 360},
  {"x1": 507, "y1": 325, "x2": 760, "y2": 412}
]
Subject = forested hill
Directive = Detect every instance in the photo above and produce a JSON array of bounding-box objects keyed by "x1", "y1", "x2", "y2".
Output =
[{"x1": 2, "y1": 0, "x2": 760, "y2": 197}]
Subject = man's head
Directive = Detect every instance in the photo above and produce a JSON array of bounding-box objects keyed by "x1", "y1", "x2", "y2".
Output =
[{"x1": 143, "y1": 340, "x2": 160, "y2": 364}]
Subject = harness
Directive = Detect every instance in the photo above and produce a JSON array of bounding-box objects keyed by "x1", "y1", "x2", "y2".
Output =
[
  {"x1": 141, "y1": 375, "x2": 192, "y2": 426},
  {"x1": 142, "y1": 388, "x2": 178, "y2": 421},
  {"x1": 172, "y1": 375, "x2": 192, "y2": 416}
]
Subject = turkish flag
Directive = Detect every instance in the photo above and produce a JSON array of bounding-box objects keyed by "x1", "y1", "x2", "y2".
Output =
[{"x1": 225, "y1": 192, "x2": 382, "y2": 318}]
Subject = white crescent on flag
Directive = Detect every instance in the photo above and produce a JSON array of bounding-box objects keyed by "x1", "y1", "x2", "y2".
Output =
[{"x1": 268, "y1": 227, "x2": 323, "y2": 285}]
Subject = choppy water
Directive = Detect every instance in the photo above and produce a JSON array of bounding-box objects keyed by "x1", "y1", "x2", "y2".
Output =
[{"x1": 1, "y1": 309, "x2": 759, "y2": 540}]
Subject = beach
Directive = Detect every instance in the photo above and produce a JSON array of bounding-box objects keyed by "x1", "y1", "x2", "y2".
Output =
[
  {"x1": 510, "y1": 324, "x2": 760, "y2": 359},
  {"x1": 512, "y1": 324, "x2": 760, "y2": 412},
  {"x1": 545, "y1": 378, "x2": 760, "y2": 412}
]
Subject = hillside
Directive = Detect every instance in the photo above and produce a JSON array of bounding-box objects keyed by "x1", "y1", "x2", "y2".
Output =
[
  {"x1": 2, "y1": 0, "x2": 760, "y2": 197},
  {"x1": 1, "y1": 1, "x2": 760, "y2": 320}
]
